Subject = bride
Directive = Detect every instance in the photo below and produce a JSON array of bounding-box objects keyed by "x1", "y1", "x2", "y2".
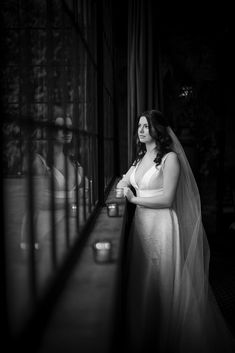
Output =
[{"x1": 117, "y1": 110, "x2": 235, "y2": 353}]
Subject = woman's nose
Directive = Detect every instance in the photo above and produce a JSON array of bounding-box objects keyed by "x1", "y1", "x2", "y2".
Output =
[{"x1": 139, "y1": 126, "x2": 144, "y2": 133}]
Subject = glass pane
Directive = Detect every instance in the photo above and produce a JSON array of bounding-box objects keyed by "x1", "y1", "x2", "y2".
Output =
[
  {"x1": 65, "y1": 66, "x2": 74, "y2": 102},
  {"x1": 20, "y1": 0, "x2": 47, "y2": 28},
  {"x1": 65, "y1": 103, "x2": 74, "y2": 117},
  {"x1": 2, "y1": 0, "x2": 19, "y2": 28},
  {"x1": 3, "y1": 119, "x2": 20, "y2": 137},
  {"x1": 64, "y1": 30, "x2": 73, "y2": 65},
  {"x1": 2, "y1": 0, "x2": 111, "y2": 340},
  {"x1": 104, "y1": 139, "x2": 114, "y2": 189},
  {"x1": 30, "y1": 104, "x2": 48, "y2": 121},
  {"x1": 64, "y1": 0, "x2": 73, "y2": 27},
  {"x1": 2, "y1": 66, "x2": 20, "y2": 103},
  {"x1": 52, "y1": 30, "x2": 64, "y2": 64},
  {"x1": 4, "y1": 30, "x2": 20, "y2": 65},
  {"x1": 4, "y1": 176, "x2": 34, "y2": 334},
  {"x1": 52, "y1": 68, "x2": 64, "y2": 102},
  {"x1": 3, "y1": 139, "x2": 21, "y2": 175},
  {"x1": 85, "y1": 68, "x2": 97, "y2": 133},
  {"x1": 3, "y1": 103, "x2": 19, "y2": 121},
  {"x1": 31, "y1": 67, "x2": 48, "y2": 102},
  {"x1": 78, "y1": 103, "x2": 86, "y2": 130},
  {"x1": 30, "y1": 30, "x2": 47, "y2": 66},
  {"x1": 51, "y1": 0, "x2": 63, "y2": 28}
]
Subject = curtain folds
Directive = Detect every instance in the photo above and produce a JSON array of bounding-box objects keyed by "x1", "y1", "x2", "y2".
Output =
[{"x1": 127, "y1": 0, "x2": 162, "y2": 164}]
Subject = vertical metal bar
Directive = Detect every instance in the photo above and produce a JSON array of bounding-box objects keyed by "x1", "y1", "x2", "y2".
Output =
[
  {"x1": 72, "y1": 0, "x2": 80, "y2": 235},
  {"x1": 64, "y1": 133, "x2": 70, "y2": 249},
  {"x1": 20, "y1": 1, "x2": 38, "y2": 303},
  {"x1": 75, "y1": 127, "x2": 81, "y2": 233},
  {"x1": 82, "y1": 134, "x2": 87, "y2": 223},
  {"x1": 74, "y1": 150, "x2": 80, "y2": 232},
  {"x1": 61, "y1": 5, "x2": 70, "y2": 249},
  {"x1": 97, "y1": 0, "x2": 105, "y2": 205},
  {"x1": 112, "y1": 45, "x2": 120, "y2": 177},
  {"x1": 47, "y1": 0, "x2": 57, "y2": 271},
  {"x1": 27, "y1": 132, "x2": 37, "y2": 303},
  {"x1": 88, "y1": 136, "x2": 92, "y2": 213},
  {"x1": 0, "y1": 101, "x2": 11, "y2": 347}
]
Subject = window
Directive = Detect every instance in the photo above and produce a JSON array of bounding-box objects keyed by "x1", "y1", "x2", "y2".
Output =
[{"x1": 1, "y1": 0, "x2": 116, "y2": 339}]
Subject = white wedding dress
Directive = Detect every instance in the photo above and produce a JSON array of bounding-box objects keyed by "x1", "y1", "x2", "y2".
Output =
[{"x1": 124, "y1": 152, "x2": 235, "y2": 353}]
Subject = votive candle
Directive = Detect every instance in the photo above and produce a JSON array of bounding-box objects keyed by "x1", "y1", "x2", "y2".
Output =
[
  {"x1": 93, "y1": 240, "x2": 112, "y2": 263},
  {"x1": 107, "y1": 203, "x2": 119, "y2": 217}
]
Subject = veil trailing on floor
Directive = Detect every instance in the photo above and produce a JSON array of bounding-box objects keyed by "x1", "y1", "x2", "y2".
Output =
[{"x1": 167, "y1": 126, "x2": 234, "y2": 352}]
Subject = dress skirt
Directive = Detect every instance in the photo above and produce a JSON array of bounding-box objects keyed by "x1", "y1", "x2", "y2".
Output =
[{"x1": 125, "y1": 206, "x2": 235, "y2": 353}]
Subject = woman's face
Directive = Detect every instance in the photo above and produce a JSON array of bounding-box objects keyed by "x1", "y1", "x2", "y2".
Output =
[
  {"x1": 138, "y1": 116, "x2": 155, "y2": 144},
  {"x1": 55, "y1": 117, "x2": 73, "y2": 144}
]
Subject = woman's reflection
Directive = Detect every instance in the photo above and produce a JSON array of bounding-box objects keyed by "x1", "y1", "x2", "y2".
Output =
[
  {"x1": 49, "y1": 116, "x2": 84, "y2": 202},
  {"x1": 20, "y1": 115, "x2": 84, "y2": 250}
]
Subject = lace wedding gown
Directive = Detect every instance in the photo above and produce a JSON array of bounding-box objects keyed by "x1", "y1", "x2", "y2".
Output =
[{"x1": 124, "y1": 152, "x2": 235, "y2": 353}]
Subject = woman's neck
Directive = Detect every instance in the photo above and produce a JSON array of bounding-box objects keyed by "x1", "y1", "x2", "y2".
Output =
[
  {"x1": 53, "y1": 143, "x2": 64, "y2": 156},
  {"x1": 145, "y1": 142, "x2": 157, "y2": 156}
]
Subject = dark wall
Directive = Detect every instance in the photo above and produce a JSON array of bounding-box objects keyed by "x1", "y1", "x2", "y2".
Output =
[{"x1": 158, "y1": 10, "x2": 235, "y2": 235}]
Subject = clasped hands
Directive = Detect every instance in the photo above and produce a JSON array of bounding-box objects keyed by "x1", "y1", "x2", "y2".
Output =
[{"x1": 123, "y1": 187, "x2": 135, "y2": 203}]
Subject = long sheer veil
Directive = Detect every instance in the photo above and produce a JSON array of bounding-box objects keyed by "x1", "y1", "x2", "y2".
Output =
[
  {"x1": 167, "y1": 126, "x2": 210, "y2": 297},
  {"x1": 167, "y1": 127, "x2": 235, "y2": 351}
]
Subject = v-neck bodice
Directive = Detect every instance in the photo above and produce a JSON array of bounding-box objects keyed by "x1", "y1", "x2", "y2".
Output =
[
  {"x1": 130, "y1": 153, "x2": 172, "y2": 197},
  {"x1": 52, "y1": 167, "x2": 75, "y2": 199},
  {"x1": 131, "y1": 163, "x2": 159, "y2": 188},
  {"x1": 52, "y1": 162, "x2": 82, "y2": 199}
]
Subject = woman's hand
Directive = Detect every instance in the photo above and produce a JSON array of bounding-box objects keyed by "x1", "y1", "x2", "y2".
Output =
[{"x1": 123, "y1": 187, "x2": 135, "y2": 203}]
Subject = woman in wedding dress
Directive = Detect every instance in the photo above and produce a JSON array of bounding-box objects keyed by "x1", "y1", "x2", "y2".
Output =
[
  {"x1": 20, "y1": 116, "x2": 84, "y2": 248},
  {"x1": 117, "y1": 110, "x2": 235, "y2": 353}
]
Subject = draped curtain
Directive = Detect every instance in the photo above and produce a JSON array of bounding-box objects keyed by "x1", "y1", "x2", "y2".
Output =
[{"x1": 127, "y1": 0, "x2": 162, "y2": 164}]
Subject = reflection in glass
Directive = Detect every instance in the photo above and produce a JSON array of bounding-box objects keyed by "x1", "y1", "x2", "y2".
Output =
[
  {"x1": 3, "y1": 67, "x2": 20, "y2": 103},
  {"x1": 30, "y1": 30, "x2": 47, "y2": 65},
  {"x1": 31, "y1": 67, "x2": 47, "y2": 101},
  {"x1": 1, "y1": 0, "x2": 114, "y2": 341},
  {"x1": 3, "y1": 115, "x2": 94, "y2": 333},
  {"x1": 5, "y1": 30, "x2": 19, "y2": 64},
  {"x1": 20, "y1": 0, "x2": 47, "y2": 28}
]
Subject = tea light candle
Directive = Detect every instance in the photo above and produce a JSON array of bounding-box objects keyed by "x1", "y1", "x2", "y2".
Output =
[
  {"x1": 106, "y1": 203, "x2": 119, "y2": 217},
  {"x1": 70, "y1": 203, "x2": 77, "y2": 217},
  {"x1": 93, "y1": 240, "x2": 112, "y2": 263},
  {"x1": 115, "y1": 187, "x2": 124, "y2": 198}
]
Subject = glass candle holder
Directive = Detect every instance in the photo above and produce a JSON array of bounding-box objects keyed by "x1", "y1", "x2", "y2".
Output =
[
  {"x1": 106, "y1": 202, "x2": 119, "y2": 217},
  {"x1": 92, "y1": 240, "x2": 112, "y2": 263},
  {"x1": 70, "y1": 203, "x2": 77, "y2": 217},
  {"x1": 115, "y1": 187, "x2": 124, "y2": 198}
]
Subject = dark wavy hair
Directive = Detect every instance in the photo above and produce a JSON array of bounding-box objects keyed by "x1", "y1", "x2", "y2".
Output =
[{"x1": 133, "y1": 109, "x2": 173, "y2": 167}]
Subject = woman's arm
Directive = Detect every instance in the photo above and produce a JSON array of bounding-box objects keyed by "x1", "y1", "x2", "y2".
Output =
[
  {"x1": 32, "y1": 154, "x2": 49, "y2": 175},
  {"x1": 77, "y1": 164, "x2": 84, "y2": 188},
  {"x1": 116, "y1": 165, "x2": 135, "y2": 188},
  {"x1": 125, "y1": 153, "x2": 180, "y2": 208}
]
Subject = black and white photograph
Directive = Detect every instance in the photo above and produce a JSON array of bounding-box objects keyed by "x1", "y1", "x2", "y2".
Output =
[{"x1": 1, "y1": 1, "x2": 235, "y2": 352}]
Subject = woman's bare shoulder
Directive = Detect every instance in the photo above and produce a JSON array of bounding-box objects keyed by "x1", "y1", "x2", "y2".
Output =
[{"x1": 163, "y1": 151, "x2": 180, "y2": 169}]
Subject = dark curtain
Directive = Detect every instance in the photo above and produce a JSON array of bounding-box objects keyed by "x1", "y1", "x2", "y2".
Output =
[{"x1": 127, "y1": 0, "x2": 162, "y2": 164}]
